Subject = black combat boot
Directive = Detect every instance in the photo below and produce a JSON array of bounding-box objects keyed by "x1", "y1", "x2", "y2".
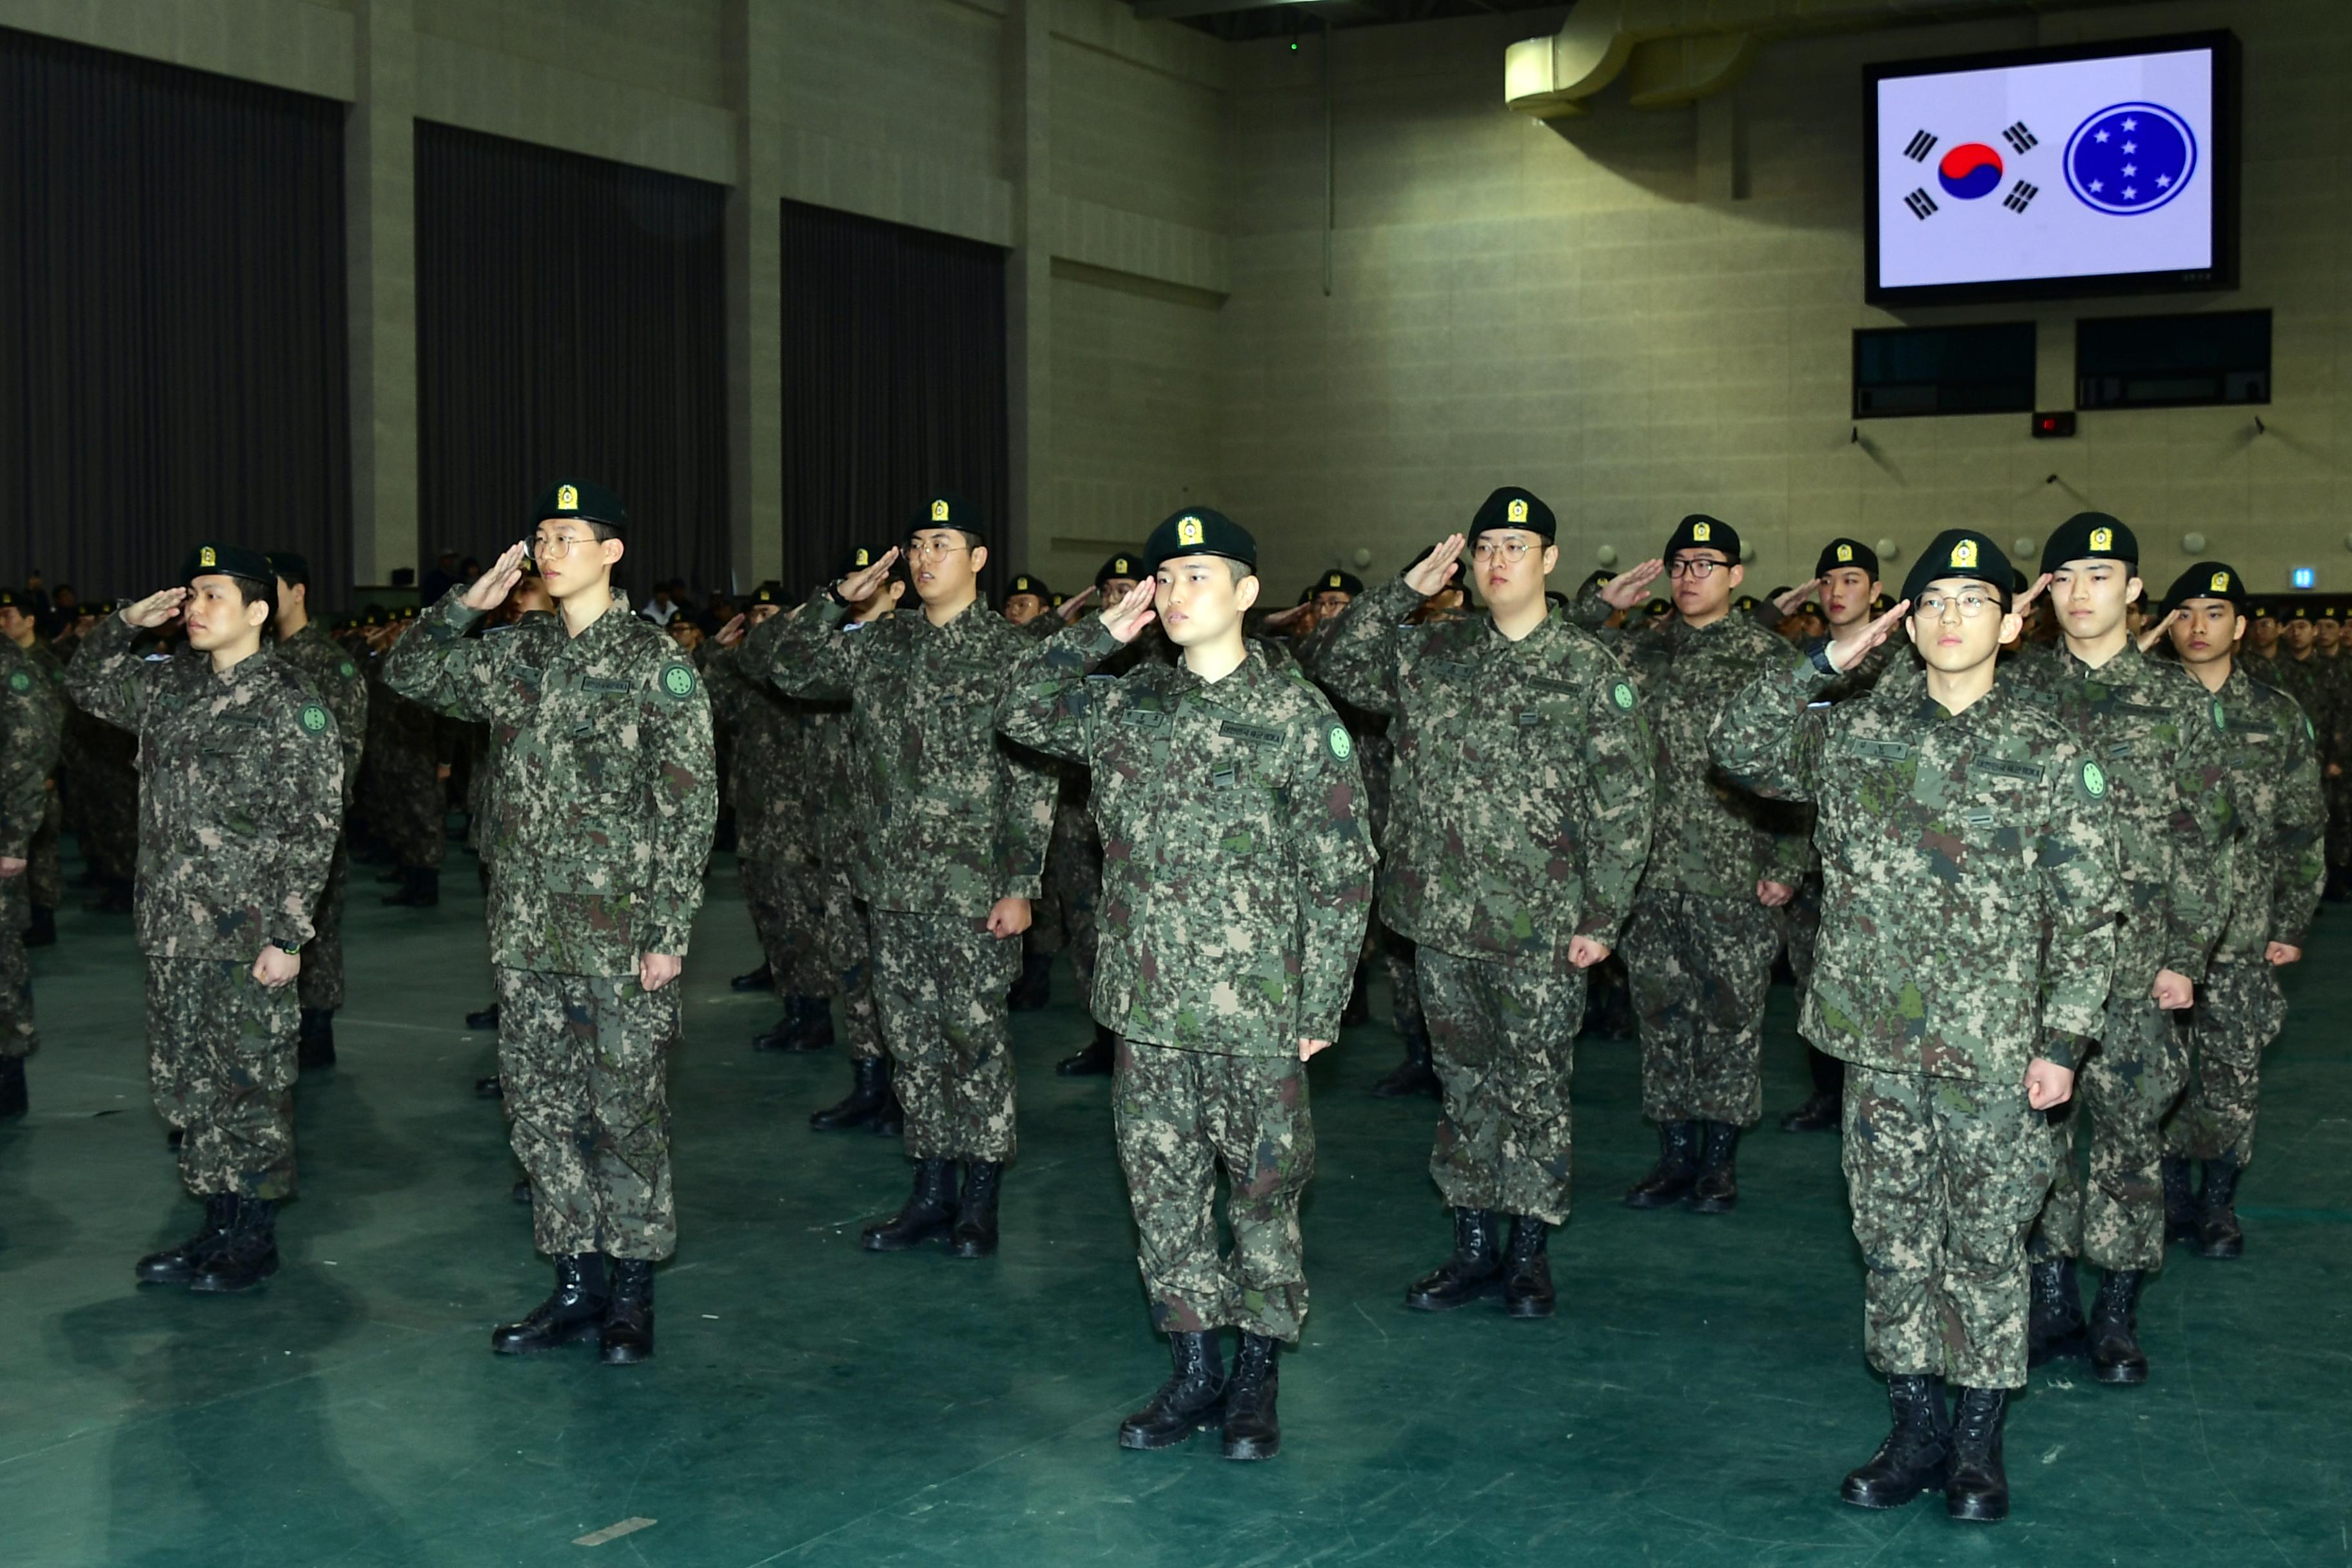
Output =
[
  {"x1": 948, "y1": 1161, "x2": 1003, "y2": 1259},
  {"x1": 1840, "y1": 1373, "x2": 1950, "y2": 1509},
  {"x1": 2162, "y1": 1157, "x2": 2197, "y2": 1246},
  {"x1": 1778, "y1": 1091, "x2": 1840, "y2": 1132},
  {"x1": 600, "y1": 1258, "x2": 655, "y2": 1364},
  {"x1": 2088, "y1": 1269, "x2": 2148, "y2": 1384},
  {"x1": 0, "y1": 1055, "x2": 25, "y2": 1119},
  {"x1": 190, "y1": 1198, "x2": 280, "y2": 1292},
  {"x1": 1502, "y1": 1215, "x2": 1554, "y2": 1319},
  {"x1": 166, "y1": 1126, "x2": 183, "y2": 1150},
  {"x1": 84, "y1": 878, "x2": 132, "y2": 914},
  {"x1": 1625, "y1": 1121, "x2": 1700, "y2": 1209},
  {"x1": 1341, "y1": 961, "x2": 1370, "y2": 1028},
  {"x1": 1056, "y1": 1023, "x2": 1116, "y2": 1077},
  {"x1": 1222, "y1": 1334, "x2": 1282, "y2": 1461},
  {"x1": 2026, "y1": 1257, "x2": 2086, "y2": 1365},
  {"x1": 491, "y1": 1253, "x2": 608, "y2": 1353},
  {"x1": 381, "y1": 867, "x2": 420, "y2": 906},
  {"x1": 135, "y1": 1193, "x2": 238, "y2": 1284},
  {"x1": 466, "y1": 1002, "x2": 500, "y2": 1032},
  {"x1": 1007, "y1": 950, "x2": 1053, "y2": 1012},
  {"x1": 809, "y1": 1056, "x2": 890, "y2": 1132},
  {"x1": 26, "y1": 904, "x2": 56, "y2": 947},
  {"x1": 2197, "y1": 1159, "x2": 2244, "y2": 1260},
  {"x1": 861, "y1": 1158, "x2": 959, "y2": 1251},
  {"x1": 475, "y1": 1075, "x2": 503, "y2": 1099},
  {"x1": 297, "y1": 1008, "x2": 336, "y2": 1070},
  {"x1": 1368, "y1": 1022, "x2": 1440, "y2": 1099},
  {"x1": 376, "y1": 861, "x2": 406, "y2": 883},
  {"x1": 871, "y1": 1083, "x2": 905, "y2": 1138},
  {"x1": 754, "y1": 996, "x2": 834, "y2": 1053},
  {"x1": 1118, "y1": 1330, "x2": 1227, "y2": 1450},
  {"x1": 1944, "y1": 1387, "x2": 2010, "y2": 1522},
  {"x1": 511, "y1": 1179, "x2": 533, "y2": 1206},
  {"x1": 1403, "y1": 1208, "x2": 1502, "y2": 1311},
  {"x1": 1686, "y1": 1122, "x2": 1740, "y2": 1213},
  {"x1": 729, "y1": 962, "x2": 774, "y2": 992}
]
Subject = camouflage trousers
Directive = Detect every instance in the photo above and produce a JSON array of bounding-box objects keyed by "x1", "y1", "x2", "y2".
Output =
[
  {"x1": 1026, "y1": 801, "x2": 1101, "y2": 1001},
  {"x1": 77, "y1": 771, "x2": 137, "y2": 882},
  {"x1": 0, "y1": 921, "x2": 34, "y2": 1059},
  {"x1": 1375, "y1": 921, "x2": 1424, "y2": 1039},
  {"x1": 1417, "y1": 948, "x2": 1582, "y2": 1225},
  {"x1": 2032, "y1": 994, "x2": 2188, "y2": 1272},
  {"x1": 1625, "y1": 888, "x2": 1779, "y2": 1127},
  {"x1": 147, "y1": 957, "x2": 299, "y2": 1201},
  {"x1": 741, "y1": 852, "x2": 829, "y2": 997},
  {"x1": 828, "y1": 883, "x2": 885, "y2": 1064},
  {"x1": 495, "y1": 966, "x2": 678, "y2": 1262},
  {"x1": 1843, "y1": 1065, "x2": 2057, "y2": 1390},
  {"x1": 2163, "y1": 960, "x2": 2284, "y2": 1170},
  {"x1": 1115, "y1": 1035, "x2": 1314, "y2": 1344},
  {"x1": 375, "y1": 776, "x2": 446, "y2": 871},
  {"x1": 2328, "y1": 774, "x2": 2351, "y2": 870},
  {"x1": 1777, "y1": 876, "x2": 1844, "y2": 1099},
  {"x1": 870, "y1": 908, "x2": 1019, "y2": 1163},
  {"x1": 28, "y1": 787, "x2": 61, "y2": 910},
  {"x1": 295, "y1": 838, "x2": 348, "y2": 1014}
]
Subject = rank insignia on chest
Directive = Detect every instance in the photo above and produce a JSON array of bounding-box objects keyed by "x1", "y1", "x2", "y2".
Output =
[{"x1": 299, "y1": 704, "x2": 329, "y2": 734}]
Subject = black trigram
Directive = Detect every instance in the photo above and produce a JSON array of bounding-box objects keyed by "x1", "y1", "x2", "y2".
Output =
[
  {"x1": 2003, "y1": 180, "x2": 2039, "y2": 213},
  {"x1": 2003, "y1": 121, "x2": 2038, "y2": 154},
  {"x1": 1903, "y1": 129, "x2": 1938, "y2": 162},
  {"x1": 1903, "y1": 187, "x2": 1939, "y2": 220}
]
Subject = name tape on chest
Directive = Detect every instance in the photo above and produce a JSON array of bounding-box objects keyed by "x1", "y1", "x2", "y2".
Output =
[{"x1": 1219, "y1": 720, "x2": 1286, "y2": 749}]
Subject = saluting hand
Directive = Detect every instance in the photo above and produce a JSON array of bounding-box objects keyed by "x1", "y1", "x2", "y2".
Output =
[
  {"x1": 1774, "y1": 578, "x2": 1823, "y2": 615},
  {"x1": 1825, "y1": 598, "x2": 1910, "y2": 674},
  {"x1": 464, "y1": 542, "x2": 531, "y2": 612},
  {"x1": 1404, "y1": 535, "x2": 1467, "y2": 597},
  {"x1": 1257, "y1": 602, "x2": 1314, "y2": 634},
  {"x1": 715, "y1": 612, "x2": 749, "y2": 648},
  {"x1": 1598, "y1": 558, "x2": 1666, "y2": 609},
  {"x1": 1100, "y1": 578, "x2": 1159, "y2": 645},
  {"x1": 2136, "y1": 606, "x2": 2181, "y2": 653},
  {"x1": 1056, "y1": 586, "x2": 1098, "y2": 625},
  {"x1": 838, "y1": 547, "x2": 900, "y2": 606},
  {"x1": 122, "y1": 588, "x2": 188, "y2": 629},
  {"x1": 2013, "y1": 572, "x2": 2053, "y2": 618}
]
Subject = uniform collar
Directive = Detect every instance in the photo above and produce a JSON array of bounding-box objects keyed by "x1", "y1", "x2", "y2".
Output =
[
  {"x1": 2057, "y1": 637, "x2": 2149, "y2": 685},
  {"x1": 1167, "y1": 643, "x2": 1267, "y2": 700}
]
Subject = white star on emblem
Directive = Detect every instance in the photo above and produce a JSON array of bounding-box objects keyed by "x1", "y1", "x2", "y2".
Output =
[
  {"x1": 2122, "y1": 186, "x2": 2138, "y2": 201},
  {"x1": 2095, "y1": 130, "x2": 2110, "y2": 142},
  {"x1": 2122, "y1": 164, "x2": 2137, "y2": 177},
  {"x1": 2088, "y1": 179, "x2": 2104, "y2": 192},
  {"x1": 2157, "y1": 173, "x2": 2171, "y2": 188},
  {"x1": 2122, "y1": 117, "x2": 2138, "y2": 130},
  {"x1": 2123, "y1": 141, "x2": 2137, "y2": 154}
]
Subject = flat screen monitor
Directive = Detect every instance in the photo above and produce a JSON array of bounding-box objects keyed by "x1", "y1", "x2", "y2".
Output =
[{"x1": 1865, "y1": 32, "x2": 2239, "y2": 306}]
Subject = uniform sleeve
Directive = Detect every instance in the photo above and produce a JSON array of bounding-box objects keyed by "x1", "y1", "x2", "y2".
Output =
[
  {"x1": 754, "y1": 591, "x2": 864, "y2": 702},
  {"x1": 2161, "y1": 696, "x2": 2236, "y2": 982},
  {"x1": 1711, "y1": 655, "x2": 1834, "y2": 804},
  {"x1": 701, "y1": 643, "x2": 760, "y2": 731},
  {"x1": 265, "y1": 700, "x2": 344, "y2": 952},
  {"x1": 1306, "y1": 576, "x2": 1420, "y2": 717},
  {"x1": 992, "y1": 617, "x2": 1121, "y2": 765},
  {"x1": 2268, "y1": 702, "x2": 2326, "y2": 950},
  {"x1": 332, "y1": 663, "x2": 368, "y2": 792},
  {"x1": 642, "y1": 667, "x2": 720, "y2": 957},
  {"x1": 2035, "y1": 755, "x2": 2122, "y2": 1066},
  {"x1": 0, "y1": 660, "x2": 63, "y2": 859},
  {"x1": 61, "y1": 612, "x2": 161, "y2": 734},
  {"x1": 1295, "y1": 709, "x2": 1377, "y2": 1043},
  {"x1": 995, "y1": 733, "x2": 1057, "y2": 905},
  {"x1": 1575, "y1": 659, "x2": 1659, "y2": 948},
  {"x1": 381, "y1": 589, "x2": 500, "y2": 722}
]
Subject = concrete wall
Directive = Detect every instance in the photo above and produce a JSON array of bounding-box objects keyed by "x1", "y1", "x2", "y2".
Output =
[{"x1": 1218, "y1": 0, "x2": 2352, "y2": 600}]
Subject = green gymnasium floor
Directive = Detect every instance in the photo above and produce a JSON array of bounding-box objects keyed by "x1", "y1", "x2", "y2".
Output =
[{"x1": 4, "y1": 843, "x2": 2347, "y2": 1567}]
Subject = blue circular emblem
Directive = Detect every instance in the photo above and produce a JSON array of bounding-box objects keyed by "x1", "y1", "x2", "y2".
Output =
[{"x1": 2064, "y1": 103, "x2": 2196, "y2": 217}]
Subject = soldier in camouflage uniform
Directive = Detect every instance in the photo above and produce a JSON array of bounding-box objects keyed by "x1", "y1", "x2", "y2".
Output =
[
  {"x1": 2315, "y1": 606, "x2": 2352, "y2": 897},
  {"x1": 2148, "y1": 565, "x2": 2324, "y2": 1262},
  {"x1": 0, "y1": 601, "x2": 65, "y2": 1117},
  {"x1": 2004, "y1": 515, "x2": 2233, "y2": 1386},
  {"x1": 0, "y1": 591, "x2": 65, "y2": 951},
  {"x1": 68, "y1": 545, "x2": 342, "y2": 1292},
  {"x1": 365, "y1": 611, "x2": 449, "y2": 908},
  {"x1": 268, "y1": 553, "x2": 368, "y2": 1069},
  {"x1": 1714, "y1": 529, "x2": 2117, "y2": 1524},
  {"x1": 64, "y1": 627, "x2": 141, "y2": 914},
  {"x1": 1311, "y1": 488, "x2": 1657, "y2": 1320},
  {"x1": 749, "y1": 493, "x2": 1055, "y2": 1259},
  {"x1": 384, "y1": 482, "x2": 717, "y2": 1366},
  {"x1": 997, "y1": 506, "x2": 1373, "y2": 1461},
  {"x1": 1574, "y1": 516, "x2": 1809, "y2": 1213}
]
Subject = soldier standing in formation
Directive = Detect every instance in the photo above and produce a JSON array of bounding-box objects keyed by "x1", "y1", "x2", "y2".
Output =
[
  {"x1": 750, "y1": 494, "x2": 1054, "y2": 1258},
  {"x1": 68, "y1": 545, "x2": 343, "y2": 1293},
  {"x1": 1715, "y1": 529, "x2": 2117, "y2": 1522},
  {"x1": 0, "y1": 589, "x2": 66, "y2": 954},
  {"x1": 385, "y1": 482, "x2": 717, "y2": 1366},
  {"x1": 1311, "y1": 489, "x2": 1656, "y2": 1318},
  {"x1": 0, "y1": 594, "x2": 64, "y2": 1117},
  {"x1": 997, "y1": 507, "x2": 1373, "y2": 1460}
]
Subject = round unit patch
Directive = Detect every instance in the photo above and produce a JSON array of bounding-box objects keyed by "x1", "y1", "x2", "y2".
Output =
[
  {"x1": 339, "y1": 660, "x2": 357, "y2": 679},
  {"x1": 1612, "y1": 681, "x2": 1636, "y2": 711},
  {"x1": 662, "y1": 664, "x2": 698, "y2": 698},
  {"x1": 299, "y1": 703, "x2": 330, "y2": 734},
  {"x1": 6, "y1": 670, "x2": 29, "y2": 694},
  {"x1": 1328, "y1": 725, "x2": 1352, "y2": 761},
  {"x1": 2081, "y1": 760, "x2": 2107, "y2": 799}
]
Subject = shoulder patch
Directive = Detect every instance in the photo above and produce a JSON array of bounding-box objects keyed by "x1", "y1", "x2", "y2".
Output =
[
  {"x1": 660, "y1": 663, "x2": 698, "y2": 700},
  {"x1": 1328, "y1": 724, "x2": 1353, "y2": 761},
  {"x1": 2210, "y1": 698, "x2": 2226, "y2": 734},
  {"x1": 1611, "y1": 680, "x2": 1636, "y2": 712},
  {"x1": 6, "y1": 670, "x2": 28, "y2": 694},
  {"x1": 299, "y1": 703, "x2": 330, "y2": 735},
  {"x1": 338, "y1": 660, "x2": 357, "y2": 679},
  {"x1": 2079, "y1": 759, "x2": 2107, "y2": 801}
]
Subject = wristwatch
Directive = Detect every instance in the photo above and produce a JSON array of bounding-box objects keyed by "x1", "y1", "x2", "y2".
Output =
[
  {"x1": 1808, "y1": 642, "x2": 1839, "y2": 677},
  {"x1": 277, "y1": 939, "x2": 302, "y2": 957},
  {"x1": 827, "y1": 578, "x2": 852, "y2": 608}
]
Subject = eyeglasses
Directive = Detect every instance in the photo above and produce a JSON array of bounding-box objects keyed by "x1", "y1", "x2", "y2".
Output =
[
  {"x1": 1667, "y1": 557, "x2": 1730, "y2": 579},
  {"x1": 533, "y1": 532, "x2": 596, "y2": 558},
  {"x1": 1471, "y1": 540, "x2": 1534, "y2": 564},
  {"x1": 904, "y1": 538, "x2": 968, "y2": 560},
  {"x1": 1916, "y1": 591, "x2": 1997, "y2": 620}
]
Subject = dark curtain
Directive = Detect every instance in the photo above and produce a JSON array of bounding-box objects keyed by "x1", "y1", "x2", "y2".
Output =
[
  {"x1": 416, "y1": 123, "x2": 728, "y2": 602},
  {"x1": 779, "y1": 200, "x2": 1009, "y2": 602},
  {"x1": 0, "y1": 28, "x2": 351, "y2": 605}
]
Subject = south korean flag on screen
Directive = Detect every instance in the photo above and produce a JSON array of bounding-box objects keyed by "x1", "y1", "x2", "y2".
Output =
[{"x1": 1876, "y1": 46, "x2": 2215, "y2": 290}]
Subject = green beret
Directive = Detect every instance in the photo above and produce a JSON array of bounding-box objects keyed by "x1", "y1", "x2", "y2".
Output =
[
  {"x1": 182, "y1": 543, "x2": 274, "y2": 583},
  {"x1": 2041, "y1": 512, "x2": 2135, "y2": 574},
  {"x1": 1902, "y1": 530, "x2": 2013, "y2": 605},
  {"x1": 268, "y1": 551, "x2": 311, "y2": 587},
  {"x1": 1642, "y1": 598, "x2": 1672, "y2": 617},
  {"x1": 1471, "y1": 486, "x2": 1556, "y2": 540},
  {"x1": 1143, "y1": 508, "x2": 1254, "y2": 572},
  {"x1": 1665, "y1": 514, "x2": 1739, "y2": 562},
  {"x1": 1315, "y1": 570, "x2": 1364, "y2": 595},
  {"x1": 533, "y1": 478, "x2": 627, "y2": 532},
  {"x1": 749, "y1": 580, "x2": 784, "y2": 606},
  {"x1": 1096, "y1": 554, "x2": 1142, "y2": 588},
  {"x1": 911, "y1": 491, "x2": 982, "y2": 540},
  {"x1": 1006, "y1": 574, "x2": 1050, "y2": 599},
  {"x1": 1816, "y1": 538, "x2": 1878, "y2": 580},
  {"x1": 2162, "y1": 562, "x2": 2246, "y2": 614},
  {"x1": 837, "y1": 545, "x2": 881, "y2": 578}
]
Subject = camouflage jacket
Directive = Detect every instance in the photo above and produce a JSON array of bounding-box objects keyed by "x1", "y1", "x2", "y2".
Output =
[
  {"x1": 383, "y1": 591, "x2": 717, "y2": 974},
  {"x1": 2269, "y1": 654, "x2": 2349, "y2": 769},
  {"x1": 751, "y1": 594, "x2": 1054, "y2": 917},
  {"x1": 705, "y1": 640, "x2": 861, "y2": 871},
  {"x1": 0, "y1": 638, "x2": 65, "y2": 883},
  {"x1": 996, "y1": 622, "x2": 1374, "y2": 1056},
  {"x1": 275, "y1": 622, "x2": 368, "y2": 811},
  {"x1": 66, "y1": 614, "x2": 342, "y2": 961},
  {"x1": 1309, "y1": 576, "x2": 1658, "y2": 965},
  {"x1": 2004, "y1": 640, "x2": 2233, "y2": 987},
  {"x1": 2210, "y1": 665, "x2": 2325, "y2": 960},
  {"x1": 1714, "y1": 656, "x2": 2118, "y2": 1080},
  {"x1": 1570, "y1": 591, "x2": 1808, "y2": 898}
]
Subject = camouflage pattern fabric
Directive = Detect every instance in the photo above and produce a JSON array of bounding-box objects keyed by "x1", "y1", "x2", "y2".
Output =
[
  {"x1": 277, "y1": 623, "x2": 368, "y2": 1012},
  {"x1": 381, "y1": 591, "x2": 717, "y2": 975},
  {"x1": 27, "y1": 788, "x2": 61, "y2": 912},
  {"x1": 2164, "y1": 960, "x2": 2282, "y2": 1168},
  {"x1": 1623, "y1": 888, "x2": 1781, "y2": 1126},
  {"x1": 65, "y1": 614, "x2": 343, "y2": 961},
  {"x1": 706, "y1": 640, "x2": 831, "y2": 995},
  {"x1": 60, "y1": 654, "x2": 139, "y2": 885},
  {"x1": 828, "y1": 883, "x2": 885, "y2": 1064},
  {"x1": 2034, "y1": 999, "x2": 2185, "y2": 1271},
  {"x1": 495, "y1": 965, "x2": 678, "y2": 1261},
  {"x1": 1843, "y1": 1066, "x2": 2057, "y2": 1389},
  {"x1": 360, "y1": 670, "x2": 447, "y2": 872},
  {"x1": 0, "y1": 928, "x2": 30, "y2": 1059},
  {"x1": 147, "y1": 956, "x2": 299, "y2": 1200},
  {"x1": 1417, "y1": 948, "x2": 1583, "y2": 1224},
  {"x1": 1115, "y1": 1035, "x2": 1315, "y2": 1344},
  {"x1": 1, "y1": 636, "x2": 64, "y2": 939},
  {"x1": 1041, "y1": 789, "x2": 1102, "y2": 1001},
  {"x1": 870, "y1": 908, "x2": 1021, "y2": 1162}
]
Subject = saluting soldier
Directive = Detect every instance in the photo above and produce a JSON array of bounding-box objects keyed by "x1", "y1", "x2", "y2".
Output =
[
  {"x1": 997, "y1": 507, "x2": 1373, "y2": 1460},
  {"x1": 0, "y1": 591, "x2": 65, "y2": 952},
  {"x1": 67, "y1": 545, "x2": 342, "y2": 1291},
  {"x1": 384, "y1": 481, "x2": 718, "y2": 1366}
]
